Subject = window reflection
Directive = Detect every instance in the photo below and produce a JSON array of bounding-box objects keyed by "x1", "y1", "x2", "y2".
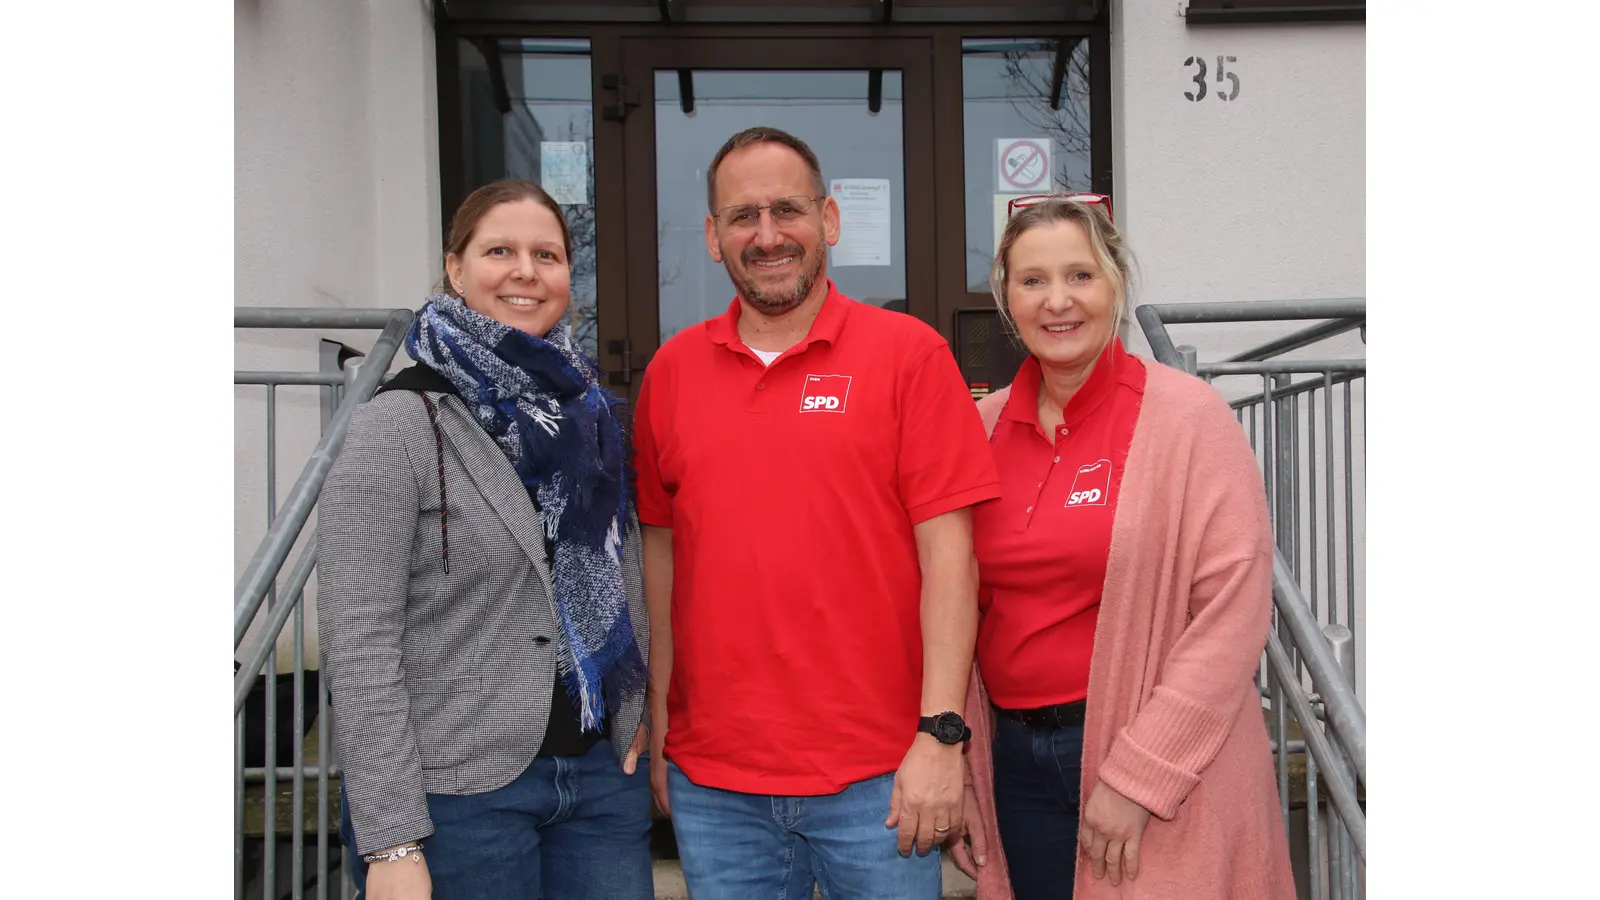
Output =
[
  {"x1": 457, "y1": 38, "x2": 599, "y2": 360},
  {"x1": 654, "y1": 70, "x2": 907, "y2": 344},
  {"x1": 962, "y1": 39, "x2": 1093, "y2": 292}
]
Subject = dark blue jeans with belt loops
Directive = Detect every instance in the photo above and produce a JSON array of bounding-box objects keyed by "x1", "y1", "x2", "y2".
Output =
[
  {"x1": 340, "y1": 740, "x2": 653, "y2": 900},
  {"x1": 991, "y1": 714, "x2": 1085, "y2": 900}
]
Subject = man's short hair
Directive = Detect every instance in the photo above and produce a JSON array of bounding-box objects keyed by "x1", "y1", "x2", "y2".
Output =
[{"x1": 705, "y1": 126, "x2": 827, "y2": 213}]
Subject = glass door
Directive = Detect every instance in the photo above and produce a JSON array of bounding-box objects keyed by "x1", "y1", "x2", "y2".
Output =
[{"x1": 606, "y1": 38, "x2": 936, "y2": 403}]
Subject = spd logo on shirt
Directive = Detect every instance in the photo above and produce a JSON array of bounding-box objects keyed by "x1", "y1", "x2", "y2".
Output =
[
  {"x1": 799, "y1": 374, "x2": 852, "y2": 414},
  {"x1": 1065, "y1": 459, "x2": 1112, "y2": 507}
]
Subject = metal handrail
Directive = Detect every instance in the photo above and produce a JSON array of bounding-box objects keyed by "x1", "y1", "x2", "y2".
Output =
[
  {"x1": 1225, "y1": 317, "x2": 1364, "y2": 363},
  {"x1": 1227, "y1": 371, "x2": 1362, "y2": 410},
  {"x1": 1199, "y1": 359, "x2": 1366, "y2": 376},
  {"x1": 232, "y1": 307, "x2": 414, "y2": 647},
  {"x1": 234, "y1": 526, "x2": 320, "y2": 711},
  {"x1": 1134, "y1": 298, "x2": 1365, "y2": 366},
  {"x1": 235, "y1": 306, "x2": 415, "y2": 900},
  {"x1": 1272, "y1": 553, "x2": 1366, "y2": 783},
  {"x1": 1136, "y1": 297, "x2": 1367, "y2": 897},
  {"x1": 1265, "y1": 630, "x2": 1365, "y2": 856}
]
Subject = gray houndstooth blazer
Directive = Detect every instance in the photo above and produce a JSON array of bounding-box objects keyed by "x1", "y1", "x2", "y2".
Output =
[{"x1": 316, "y1": 387, "x2": 648, "y2": 854}]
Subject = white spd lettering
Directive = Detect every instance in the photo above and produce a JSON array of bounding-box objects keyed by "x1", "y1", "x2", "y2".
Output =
[
  {"x1": 1064, "y1": 459, "x2": 1112, "y2": 508},
  {"x1": 799, "y1": 373, "x2": 853, "y2": 414}
]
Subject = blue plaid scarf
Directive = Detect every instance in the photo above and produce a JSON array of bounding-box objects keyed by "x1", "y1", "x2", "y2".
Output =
[{"x1": 406, "y1": 293, "x2": 644, "y2": 731}]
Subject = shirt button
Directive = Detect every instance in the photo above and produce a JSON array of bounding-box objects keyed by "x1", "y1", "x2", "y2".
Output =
[
  {"x1": 1025, "y1": 505, "x2": 1033, "y2": 513},
  {"x1": 1053, "y1": 456, "x2": 1061, "y2": 463},
  {"x1": 1060, "y1": 427, "x2": 1069, "y2": 436},
  {"x1": 756, "y1": 383, "x2": 766, "y2": 391}
]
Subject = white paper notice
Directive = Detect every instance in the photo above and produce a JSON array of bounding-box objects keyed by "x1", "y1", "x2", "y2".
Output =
[
  {"x1": 829, "y1": 178, "x2": 891, "y2": 267},
  {"x1": 540, "y1": 142, "x2": 588, "y2": 205},
  {"x1": 994, "y1": 194, "x2": 1031, "y2": 253}
]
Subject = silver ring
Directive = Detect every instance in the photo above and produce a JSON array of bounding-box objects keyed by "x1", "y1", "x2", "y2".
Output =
[{"x1": 933, "y1": 826, "x2": 951, "y2": 835}]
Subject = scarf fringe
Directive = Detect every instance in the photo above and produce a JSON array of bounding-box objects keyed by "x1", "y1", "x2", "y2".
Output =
[{"x1": 559, "y1": 607, "x2": 648, "y2": 732}]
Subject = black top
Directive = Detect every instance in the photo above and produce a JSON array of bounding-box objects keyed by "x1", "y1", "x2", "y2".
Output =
[{"x1": 376, "y1": 364, "x2": 606, "y2": 756}]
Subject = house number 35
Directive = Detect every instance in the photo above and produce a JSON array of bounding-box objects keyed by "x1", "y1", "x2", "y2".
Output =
[{"x1": 1183, "y1": 55, "x2": 1241, "y2": 102}]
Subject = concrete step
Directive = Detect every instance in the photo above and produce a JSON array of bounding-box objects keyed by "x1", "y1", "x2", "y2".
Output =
[{"x1": 651, "y1": 853, "x2": 976, "y2": 900}]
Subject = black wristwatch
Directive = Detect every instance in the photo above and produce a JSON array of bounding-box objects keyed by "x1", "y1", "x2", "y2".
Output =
[{"x1": 917, "y1": 711, "x2": 972, "y2": 745}]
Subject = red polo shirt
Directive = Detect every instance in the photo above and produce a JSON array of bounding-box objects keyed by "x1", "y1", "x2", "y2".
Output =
[
  {"x1": 633, "y1": 282, "x2": 1001, "y2": 795},
  {"x1": 972, "y1": 338, "x2": 1146, "y2": 709}
]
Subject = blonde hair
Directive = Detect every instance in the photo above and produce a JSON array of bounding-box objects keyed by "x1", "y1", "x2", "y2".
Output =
[{"x1": 987, "y1": 199, "x2": 1133, "y2": 352}]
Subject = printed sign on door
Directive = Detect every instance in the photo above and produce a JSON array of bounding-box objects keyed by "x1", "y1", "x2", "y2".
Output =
[{"x1": 997, "y1": 138, "x2": 1052, "y2": 192}]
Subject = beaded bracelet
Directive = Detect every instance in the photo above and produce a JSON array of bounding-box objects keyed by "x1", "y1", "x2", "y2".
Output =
[{"x1": 361, "y1": 844, "x2": 425, "y2": 865}]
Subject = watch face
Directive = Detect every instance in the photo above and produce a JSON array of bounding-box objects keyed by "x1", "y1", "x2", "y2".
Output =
[{"x1": 934, "y1": 712, "x2": 965, "y2": 743}]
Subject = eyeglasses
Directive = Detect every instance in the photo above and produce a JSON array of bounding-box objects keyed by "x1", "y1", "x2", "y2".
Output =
[
  {"x1": 1007, "y1": 192, "x2": 1113, "y2": 223},
  {"x1": 713, "y1": 195, "x2": 827, "y2": 231}
]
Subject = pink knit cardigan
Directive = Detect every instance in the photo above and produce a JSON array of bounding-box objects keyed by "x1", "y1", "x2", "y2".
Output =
[{"x1": 961, "y1": 359, "x2": 1296, "y2": 900}]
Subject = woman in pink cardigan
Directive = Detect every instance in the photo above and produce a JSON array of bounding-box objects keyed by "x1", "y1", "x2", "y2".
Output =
[{"x1": 949, "y1": 195, "x2": 1294, "y2": 900}]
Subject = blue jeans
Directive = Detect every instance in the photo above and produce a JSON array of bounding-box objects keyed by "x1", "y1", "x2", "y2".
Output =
[
  {"x1": 991, "y1": 715, "x2": 1084, "y2": 900},
  {"x1": 667, "y1": 761, "x2": 942, "y2": 900},
  {"x1": 340, "y1": 742, "x2": 653, "y2": 900}
]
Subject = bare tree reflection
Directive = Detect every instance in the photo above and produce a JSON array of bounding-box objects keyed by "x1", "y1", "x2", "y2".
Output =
[
  {"x1": 966, "y1": 44, "x2": 1096, "y2": 289},
  {"x1": 999, "y1": 44, "x2": 1093, "y2": 191}
]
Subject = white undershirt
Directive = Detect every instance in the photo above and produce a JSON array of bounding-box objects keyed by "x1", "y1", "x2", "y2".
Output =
[{"x1": 750, "y1": 348, "x2": 783, "y2": 366}]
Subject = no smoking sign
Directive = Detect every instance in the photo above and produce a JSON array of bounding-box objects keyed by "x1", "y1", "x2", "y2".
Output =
[{"x1": 997, "y1": 138, "x2": 1052, "y2": 192}]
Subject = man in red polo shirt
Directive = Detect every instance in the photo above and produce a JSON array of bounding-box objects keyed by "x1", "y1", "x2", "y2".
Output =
[{"x1": 634, "y1": 126, "x2": 1000, "y2": 900}]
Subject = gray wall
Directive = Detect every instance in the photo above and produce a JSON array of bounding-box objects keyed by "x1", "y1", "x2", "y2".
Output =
[{"x1": 235, "y1": 0, "x2": 441, "y2": 669}]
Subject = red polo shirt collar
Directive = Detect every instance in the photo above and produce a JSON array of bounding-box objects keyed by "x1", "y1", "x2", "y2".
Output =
[
  {"x1": 1000, "y1": 337, "x2": 1142, "y2": 433},
  {"x1": 705, "y1": 280, "x2": 852, "y2": 356}
]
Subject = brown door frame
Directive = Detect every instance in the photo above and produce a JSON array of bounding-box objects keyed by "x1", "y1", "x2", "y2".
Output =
[
  {"x1": 435, "y1": 21, "x2": 1110, "y2": 395},
  {"x1": 606, "y1": 37, "x2": 937, "y2": 402}
]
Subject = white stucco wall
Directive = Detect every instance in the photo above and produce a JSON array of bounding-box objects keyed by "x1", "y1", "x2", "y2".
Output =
[
  {"x1": 1111, "y1": 2, "x2": 1364, "y2": 351},
  {"x1": 235, "y1": 0, "x2": 441, "y2": 670},
  {"x1": 1111, "y1": 2, "x2": 1366, "y2": 696}
]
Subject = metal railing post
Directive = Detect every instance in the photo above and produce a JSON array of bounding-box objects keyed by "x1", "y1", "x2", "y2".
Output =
[
  {"x1": 1265, "y1": 632, "x2": 1365, "y2": 857},
  {"x1": 1176, "y1": 344, "x2": 1198, "y2": 375},
  {"x1": 1270, "y1": 372, "x2": 1295, "y2": 834},
  {"x1": 343, "y1": 355, "x2": 365, "y2": 394},
  {"x1": 235, "y1": 709, "x2": 246, "y2": 900},
  {"x1": 1325, "y1": 624, "x2": 1361, "y2": 898},
  {"x1": 1274, "y1": 554, "x2": 1366, "y2": 782},
  {"x1": 1273, "y1": 374, "x2": 1295, "y2": 560}
]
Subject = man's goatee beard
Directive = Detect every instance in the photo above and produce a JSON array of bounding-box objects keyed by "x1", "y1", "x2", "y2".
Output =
[{"x1": 729, "y1": 240, "x2": 826, "y2": 315}]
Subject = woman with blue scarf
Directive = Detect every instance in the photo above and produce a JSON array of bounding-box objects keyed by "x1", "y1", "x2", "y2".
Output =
[{"x1": 318, "y1": 180, "x2": 652, "y2": 900}]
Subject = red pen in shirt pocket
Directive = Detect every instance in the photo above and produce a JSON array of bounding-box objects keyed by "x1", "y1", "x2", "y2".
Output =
[{"x1": 1065, "y1": 459, "x2": 1112, "y2": 507}]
